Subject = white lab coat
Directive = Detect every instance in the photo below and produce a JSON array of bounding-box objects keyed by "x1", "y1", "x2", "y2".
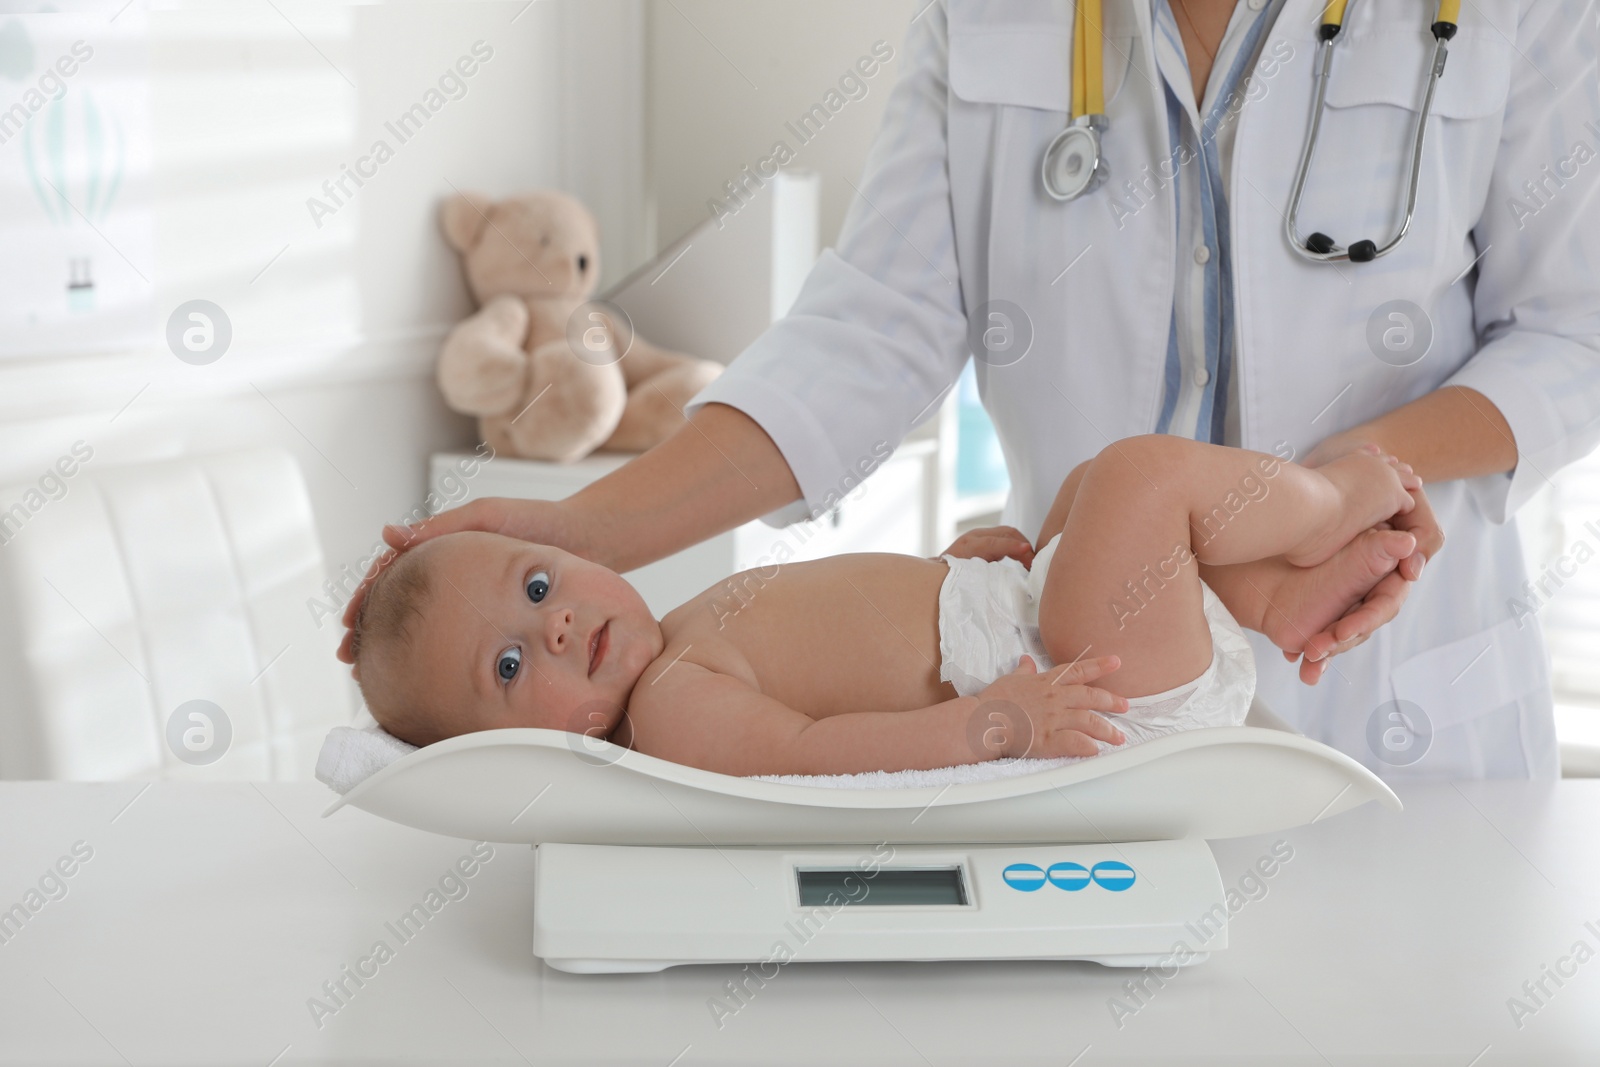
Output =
[{"x1": 686, "y1": 0, "x2": 1600, "y2": 780}]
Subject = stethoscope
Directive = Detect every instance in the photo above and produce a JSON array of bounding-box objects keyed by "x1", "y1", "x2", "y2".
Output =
[
  {"x1": 1040, "y1": 0, "x2": 1462, "y2": 265},
  {"x1": 1039, "y1": 0, "x2": 1110, "y2": 202}
]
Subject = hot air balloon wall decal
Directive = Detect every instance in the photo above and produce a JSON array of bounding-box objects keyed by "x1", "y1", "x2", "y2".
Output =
[
  {"x1": 0, "y1": 13, "x2": 153, "y2": 356},
  {"x1": 20, "y1": 86, "x2": 128, "y2": 315}
]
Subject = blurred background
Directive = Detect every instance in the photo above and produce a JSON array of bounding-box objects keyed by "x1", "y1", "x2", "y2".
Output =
[{"x1": 0, "y1": 0, "x2": 1592, "y2": 781}]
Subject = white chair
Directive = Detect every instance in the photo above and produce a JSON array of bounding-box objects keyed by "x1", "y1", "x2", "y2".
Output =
[{"x1": 0, "y1": 447, "x2": 355, "y2": 780}]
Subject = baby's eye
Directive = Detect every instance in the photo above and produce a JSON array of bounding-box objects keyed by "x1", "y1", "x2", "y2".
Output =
[
  {"x1": 526, "y1": 570, "x2": 551, "y2": 603},
  {"x1": 496, "y1": 646, "x2": 521, "y2": 683}
]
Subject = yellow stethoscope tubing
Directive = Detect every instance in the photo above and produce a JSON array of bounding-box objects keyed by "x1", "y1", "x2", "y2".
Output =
[
  {"x1": 1042, "y1": 0, "x2": 1110, "y2": 200},
  {"x1": 1072, "y1": 0, "x2": 1105, "y2": 120},
  {"x1": 1319, "y1": 0, "x2": 1461, "y2": 30},
  {"x1": 1286, "y1": 0, "x2": 1460, "y2": 263}
]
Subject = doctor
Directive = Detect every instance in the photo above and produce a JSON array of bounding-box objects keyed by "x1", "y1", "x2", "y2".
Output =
[{"x1": 348, "y1": 0, "x2": 1599, "y2": 780}]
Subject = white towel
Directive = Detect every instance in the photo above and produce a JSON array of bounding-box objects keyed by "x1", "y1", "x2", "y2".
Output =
[
  {"x1": 752, "y1": 754, "x2": 1102, "y2": 789},
  {"x1": 315, "y1": 725, "x2": 418, "y2": 794},
  {"x1": 315, "y1": 722, "x2": 1142, "y2": 794},
  {"x1": 312, "y1": 722, "x2": 1086, "y2": 794},
  {"x1": 316, "y1": 688, "x2": 1271, "y2": 795}
]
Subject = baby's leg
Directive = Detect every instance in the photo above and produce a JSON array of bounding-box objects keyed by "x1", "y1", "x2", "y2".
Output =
[
  {"x1": 1037, "y1": 454, "x2": 1417, "y2": 665},
  {"x1": 1036, "y1": 435, "x2": 1371, "y2": 697}
]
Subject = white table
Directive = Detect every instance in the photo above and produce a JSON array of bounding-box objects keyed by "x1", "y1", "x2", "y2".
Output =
[{"x1": 2, "y1": 780, "x2": 1597, "y2": 1065}]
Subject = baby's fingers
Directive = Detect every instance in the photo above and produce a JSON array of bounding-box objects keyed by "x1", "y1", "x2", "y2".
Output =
[
  {"x1": 1047, "y1": 654, "x2": 1120, "y2": 686},
  {"x1": 1040, "y1": 710, "x2": 1125, "y2": 752},
  {"x1": 1011, "y1": 654, "x2": 1041, "y2": 674},
  {"x1": 1059, "y1": 683, "x2": 1130, "y2": 715},
  {"x1": 1088, "y1": 713, "x2": 1127, "y2": 745},
  {"x1": 977, "y1": 535, "x2": 1035, "y2": 564}
]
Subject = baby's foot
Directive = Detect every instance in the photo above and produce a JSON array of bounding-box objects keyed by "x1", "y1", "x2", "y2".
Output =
[
  {"x1": 1259, "y1": 527, "x2": 1417, "y2": 659},
  {"x1": 1286, "y1": 448, "x2": 1420, "y2": 567}
]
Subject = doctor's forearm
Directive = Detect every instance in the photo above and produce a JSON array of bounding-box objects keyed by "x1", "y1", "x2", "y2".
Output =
[
  {"x1": 1319, "y1": 386, "x2": 1518, "y2": 484},
  {"x1": 564, "y1": 402, "x2": 803, "y2": 573}
]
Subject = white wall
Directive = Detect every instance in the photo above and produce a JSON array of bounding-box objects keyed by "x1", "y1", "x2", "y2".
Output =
[
  {"x1": 3, "y1": 0, "x2": 916, "y2": 601},
  {"x1": 644, "y1": 0, "x2": 915, "y2": 250},
  {"x1": 0, "y1": 0, "x2": 647, "y2": 629},
  {"x1": 0, "y1": 0, "x2": 927, "y2": 766}
]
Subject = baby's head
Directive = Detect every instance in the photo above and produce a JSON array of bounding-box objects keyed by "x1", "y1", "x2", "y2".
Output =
[{"x1": 348, "y1": 531, "x2": 663, "y2": 747}]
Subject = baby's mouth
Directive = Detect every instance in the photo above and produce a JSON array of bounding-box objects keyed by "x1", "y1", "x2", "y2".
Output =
[{"x1": 588, "y1": 620, "x2": 609, "y2": 677}]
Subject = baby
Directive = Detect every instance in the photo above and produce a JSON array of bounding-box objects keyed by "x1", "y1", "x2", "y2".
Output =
[{"x1": 346, "y1": 437, "x2": 1420, "y2": 777}]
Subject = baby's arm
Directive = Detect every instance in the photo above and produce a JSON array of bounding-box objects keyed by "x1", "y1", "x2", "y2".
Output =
[
  {"x1": 633, "y1": 663, "x2": 980, "y2": 776},
  {"x1": 628, "y1": 659, "x2": 1126, "y2": 777}
]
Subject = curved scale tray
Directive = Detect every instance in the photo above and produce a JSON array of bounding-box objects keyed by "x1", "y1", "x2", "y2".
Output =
[{"x1": 323, "y1": 725, "x2": 1401, "y2": 846}]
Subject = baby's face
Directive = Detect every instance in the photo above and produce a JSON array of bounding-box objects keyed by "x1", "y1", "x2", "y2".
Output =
[{"x1": 410, "y1": 531, "x2": 662, "y2": 738}]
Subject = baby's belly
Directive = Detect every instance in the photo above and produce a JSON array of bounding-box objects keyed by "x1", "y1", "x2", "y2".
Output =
[{"x1": 667, "y1": 553, "x2": 957, "y2": 717}]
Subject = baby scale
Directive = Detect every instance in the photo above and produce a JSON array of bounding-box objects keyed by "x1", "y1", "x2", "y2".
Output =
[{"x1": 323, "y1": 699, "x2": 1399, "y2": 973}]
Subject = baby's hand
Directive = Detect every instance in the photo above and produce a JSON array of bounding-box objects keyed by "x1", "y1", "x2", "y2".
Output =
[
  {"x1": 972, "y1": 655, "x2": 1129, "y2": 759},
  {"x1": 937, "y1": 525, "x2": 1036, "y2": 568}
]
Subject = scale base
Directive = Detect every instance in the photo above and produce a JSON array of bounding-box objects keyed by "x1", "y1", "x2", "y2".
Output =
[
  {"x1": 533, "y1": 840, "x2": 1228, "y2": 975},
  {"x1": 543, "y1": 951, "x2": 1212, "y2": 975}
]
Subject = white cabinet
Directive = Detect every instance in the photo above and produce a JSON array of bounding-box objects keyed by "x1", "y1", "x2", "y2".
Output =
[{"x1": 429, "y1": 440, "x2": 934, "y2": 618}]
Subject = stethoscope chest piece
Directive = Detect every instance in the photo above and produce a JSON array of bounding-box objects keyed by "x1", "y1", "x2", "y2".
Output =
[{"x1": 1042, "y1": 115, "x2": 1108, "y2": 202}]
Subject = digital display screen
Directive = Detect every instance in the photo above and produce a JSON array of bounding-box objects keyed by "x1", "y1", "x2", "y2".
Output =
[{"x1": 795, "y1": 866, "x2": 968, "y2": 906}]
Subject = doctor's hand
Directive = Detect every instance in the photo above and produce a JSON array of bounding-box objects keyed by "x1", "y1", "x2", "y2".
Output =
[
  {"x1": 1286, "y1": 537, "x2": 1415, "y2": 685},
  {"x1": 1300, "y1": 440, "x2": 1443, "y2": 582},
  {"x1": 1293, "y1": 440, "x2": 1441, "y2": 685},
  {"x1": 336, "y1": 496, "x2": 582, "y2": 667},
  {"x1": 937, "y1": 525, "x2": 1036, "y2": 568},
  {"x1": 1291, "y1": 437, "x2": 1444, "y2": 682}
]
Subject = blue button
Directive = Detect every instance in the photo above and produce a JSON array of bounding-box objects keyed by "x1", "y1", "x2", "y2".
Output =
[
  {"x1": 1046, "y1": 862, "x2": 1091, "y2": 891},
  {"x1": 1090, "y1": 861, "x2": 1136, "y2": 891},
  {"x1": 1002, "y1": 863, "x2": 1046, "y2": 891}
]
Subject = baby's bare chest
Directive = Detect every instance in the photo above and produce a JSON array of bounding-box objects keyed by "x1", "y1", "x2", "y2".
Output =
[{"x1": 659, "y1": 554, "x2": 956, "y2": 717}]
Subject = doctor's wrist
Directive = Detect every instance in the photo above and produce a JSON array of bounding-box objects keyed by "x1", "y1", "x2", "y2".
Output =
[{"x1": 1300, "y1": 432, "x2": 1380, "y2": 470}]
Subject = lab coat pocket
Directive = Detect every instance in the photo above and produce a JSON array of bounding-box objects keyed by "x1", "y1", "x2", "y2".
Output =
[
  {"x1": 1320, "y1": 26, "x2": 1513, "y2": 120},
  {"x1": 946, "y1": 2, "x2": 1138, "y2": 111},
  {"x1": 1294, "y1": 23, "x2": 1513, "y2": 271},
  {"x1": 1389, "y1": 611, "x2": 1551, "y2": 735}
]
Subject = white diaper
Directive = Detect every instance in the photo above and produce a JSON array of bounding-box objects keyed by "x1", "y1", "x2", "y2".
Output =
[{"x1": 936, "y1": 532, "x2": 1256, "y2": 755}]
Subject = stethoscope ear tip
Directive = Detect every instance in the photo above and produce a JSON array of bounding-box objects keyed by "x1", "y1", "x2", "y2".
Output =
[
  {"x1": 1348, "y1": 240, "x2": 1378, "y2": 263},
  {"x1": 1300, "y1": 234, "x2": 1377, "y2": 263}
]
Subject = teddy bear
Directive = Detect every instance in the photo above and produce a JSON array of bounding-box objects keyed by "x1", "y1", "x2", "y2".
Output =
[{"x1": 436, "y1": 189, "x2": 724, "y2": 462}]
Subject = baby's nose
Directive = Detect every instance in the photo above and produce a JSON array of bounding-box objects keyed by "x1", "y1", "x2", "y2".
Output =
[{"x1": 546, "y1": 608, "x2": 575, "y2": 650}]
